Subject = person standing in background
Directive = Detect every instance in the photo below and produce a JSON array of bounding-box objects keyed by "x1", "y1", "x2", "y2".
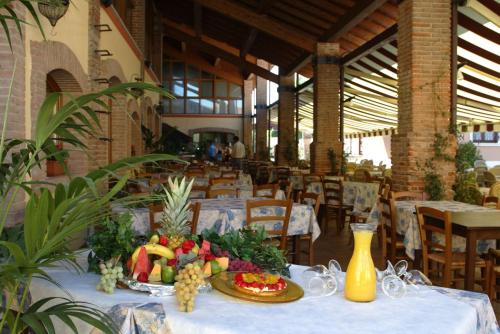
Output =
[
  {"x1": 208, "y1": 141, "x2": 217, "y2": 162},
  {"x1": 232, "y1": 136, "x2": 245, "y2": 170}
]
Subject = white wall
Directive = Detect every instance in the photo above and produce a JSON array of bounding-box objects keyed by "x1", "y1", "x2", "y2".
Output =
[{"x1": 163, "y1": 116, "x2": 243, "y2": 138}]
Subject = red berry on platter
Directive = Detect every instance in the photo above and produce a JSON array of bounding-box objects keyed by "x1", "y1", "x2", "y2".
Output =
[{"x1": 159, "y1": 235, "x2": 168, "y2": 246}]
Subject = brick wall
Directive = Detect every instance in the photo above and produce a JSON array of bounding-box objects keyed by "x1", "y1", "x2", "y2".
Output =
[
  {"x1": 0, "y1": 3, "x2": 27, "y2": 225},
  {"x1": 312, "y1": 43, "x2": 341, "y2": 174},
  {"x1": 130, "y1": 0, "x2": 145, "y2": 53},
  {"x1": 392, "y1": 0, "x2": 456, "y2": 197},
  {"x1": 277, "y1": 74, "x2": 295, "y2": 165}
]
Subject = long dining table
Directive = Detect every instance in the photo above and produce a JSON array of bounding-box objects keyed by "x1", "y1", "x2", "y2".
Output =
[{"x1": 368, "y1": 200, "x2": 500, "y2": 290}]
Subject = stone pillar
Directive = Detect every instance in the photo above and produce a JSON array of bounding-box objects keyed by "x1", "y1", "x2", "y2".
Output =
[
  {"x1": 243, "y1": 78, "x2": 254, "y2": 157},
  {"x1": 255, "y1": 60, "x2": 268, "y2": 160},
  {"x1": 312, "y1": 43, "x2": 341, "y2": 174},
  {"x1": 276, "y1": 74, "x2": 295, "y2": 165},
  {"x1": 391, "y1": 0, "x2": 456, "y2": 197}
]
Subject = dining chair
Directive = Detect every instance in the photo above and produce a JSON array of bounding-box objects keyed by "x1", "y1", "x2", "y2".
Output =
[
  {"x1": 185, "y1": 171, "x2": 205, "y2": 178},
  {"x1": 210, "y1": 177, "x2": 236, "y2": 186},
  {"x1": 292, "y1": 192, "x2": 321, "y2": 266},
  {"x1": 221, "y1": 170, "x2": 239, "y2": 178},
  {"x1": 208, "y1": 187, "x2": 238, "y2": 199},
  {"x1": 483, "y1": 196, "x2": 500, "y2": 209},
  {"x1": 485, "y1": 248, "x2": 500, "y2": 301},
  {"x1": 416, "y1": 206, "x2": 486, "y2": 288},
  {"x1": 484, "y1": 171, "x2": 497, "y2": 188},
  {"x1": 253, "y1": 184, "x2": 279, "y2": 199},
  {"x1": 490, "y1": 182, "x2": 500, "y2": 198},
  {"x1": 390, "y1": 191, "x2": 424, "y2": 201},
  {"x1": 149, "y1": 202, "x2": 202, "y2": 234},
  {"x1": 379, "y1": 196, "x2": 409, "y2": 264},
  {"x1": 284, "y1": 181, "x2": 293, "y2": 201},
  {"x1": 246, "y1": 199, "x2": 293, "y2": 250},
  {"x1": 352, "y1": 168, "x2": 371, "y2": 182},
  {"x1": 323, "y1": 179, "x2": 352, "y2": 234},
  {"x1": 189, "y1": 185, "x2": 209, "y2": 199},
  {"x1": 256, "y1": 165, "x2": 270, "y2": 185}
]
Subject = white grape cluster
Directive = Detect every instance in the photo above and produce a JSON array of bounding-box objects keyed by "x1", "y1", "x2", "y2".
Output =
[
  {"x1": 174, "y1": 263, "x2": 204, "y2": 312},
  {"x1": 96, "y1": 260, "x2": 124, "y2": 294}
]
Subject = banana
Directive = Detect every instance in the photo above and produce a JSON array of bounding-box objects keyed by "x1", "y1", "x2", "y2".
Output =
[{"x1": 130, "y1": 244, "x2": 175, "y2": 268}]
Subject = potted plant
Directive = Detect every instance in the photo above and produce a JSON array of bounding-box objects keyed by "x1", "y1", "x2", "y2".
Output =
[{"x1": 46, "y1": 142, "x2": 68, "y2": 176}]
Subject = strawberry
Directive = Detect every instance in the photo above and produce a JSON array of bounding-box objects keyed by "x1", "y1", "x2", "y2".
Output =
[
  {"x1": 205, "y1": 253, "x2": 216, "y2": 262},
  {"x1": 159, "y1": 235, "x2": 168, "y2": 247},
  {"x1": 167, "y1": 258, "x2": 177, "y2": 266},
  {"x1": 182, "y1": 240, "x2": 196, "y2": 252},
  {"x1": 137, "y1": 272, "x2": 149, "y2": 283}
]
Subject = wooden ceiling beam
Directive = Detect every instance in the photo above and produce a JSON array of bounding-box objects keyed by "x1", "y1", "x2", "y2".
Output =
[
  {"x1": 193, "y1": 0, "x2": 202, "y2": 38},
  {"x1": 164, "y1": 45, "x2": 242, "y2": 85},
  {"x1": 164, "y1": 22, "x2": 279, "y2": 83},
  {"x1": 198, "y1": 0, "x2": 316, "y2": 53},
  {"x1": 342, "y1": 24, "x2": 397, "y2": 65},
  {"x1": 284, "y1": 1, "x2": 389, "y2": 76},
  {"x1": 240, "y1": 0, "x2": 277, "y2": 59}
]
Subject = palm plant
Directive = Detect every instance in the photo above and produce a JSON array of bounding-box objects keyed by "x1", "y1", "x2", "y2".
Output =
[{"x1": 0, "y1": 2, "x2": 179, "y2": 332}]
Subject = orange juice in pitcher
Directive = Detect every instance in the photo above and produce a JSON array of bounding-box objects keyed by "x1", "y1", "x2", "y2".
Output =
[{"x1": 344, "y1": 223, "x2": 377, "y2": 302}]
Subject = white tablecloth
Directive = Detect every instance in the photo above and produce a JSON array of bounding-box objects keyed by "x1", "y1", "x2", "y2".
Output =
[{"x1": 30, "y1": 262, "x2": 499, "y2": 334}]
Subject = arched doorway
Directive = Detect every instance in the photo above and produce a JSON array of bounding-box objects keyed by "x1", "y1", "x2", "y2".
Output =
[
  {"x1": 45, "y1": 69, "x2": 82, "y2": 177},
  {"x1": 130, "y1": 111, "x2": 142, "y2": 156}
]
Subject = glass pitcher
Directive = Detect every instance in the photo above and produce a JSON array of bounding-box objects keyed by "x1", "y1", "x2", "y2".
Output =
[{"x1": 344, "y1": 223, "x2": 377, "y2": 302}]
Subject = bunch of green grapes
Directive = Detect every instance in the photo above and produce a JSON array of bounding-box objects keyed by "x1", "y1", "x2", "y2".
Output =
[
  {"x1": 174, "y1": 263, "x2": 205, "y2": 312},
  {"x1": 96, "y1": 260, "x2": 124, "y2": 294}
]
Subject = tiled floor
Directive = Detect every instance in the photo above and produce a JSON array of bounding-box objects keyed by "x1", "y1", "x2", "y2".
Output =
[{"x1": 295, "y1": 218, "x2": 500, "y2": 320}]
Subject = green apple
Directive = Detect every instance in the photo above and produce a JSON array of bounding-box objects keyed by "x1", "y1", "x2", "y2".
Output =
[
  {"x1": 210, "y1": 260, "x2": 221, "y2": 275},
  {"x1": 161, "y1": 265, "x2": 175, "y2": 284}
]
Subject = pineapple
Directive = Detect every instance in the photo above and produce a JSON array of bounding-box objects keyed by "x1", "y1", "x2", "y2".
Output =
[{"x1": 160, "y1": 177, "x2": 194, "y2": 249}]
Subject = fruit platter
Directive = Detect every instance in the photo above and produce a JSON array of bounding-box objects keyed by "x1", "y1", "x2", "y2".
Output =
[{"x1": 88, "y1": 177, "x2": 293, "y2": 312}]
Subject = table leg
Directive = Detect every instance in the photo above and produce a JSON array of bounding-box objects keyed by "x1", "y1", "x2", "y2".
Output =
[{"x1": 465, "y1": 230, "x2": 477, "y2": 291}]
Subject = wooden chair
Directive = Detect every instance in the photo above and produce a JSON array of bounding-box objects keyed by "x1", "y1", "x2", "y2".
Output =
[
  {"x1": 303, "y1": 174, "x2": 323, "y2": 191},
  {"x1": 323, "y1": 179, "x2": 352, "y2": 234},
  {"x1": 150, "y1": 202, "x2": 201, "y2": 234},
  {"x1": 208, "y1": 187, "x2": 238, "y2": 199},
  {"x1": 483, "y1": 196, "x2": 500, "y2": 209},
  {"x1": 189, "y1": 202, "x2": 202, "y2": 234},
  {"x1": 189, "y1": 185, "x2": 209, "y2": 199},
  {"x1": 253, "y1": 184, "x2": 279, "y2": 199},
  {"x1": 484, "y1": 171, "x2": 497, "y2": 188},
  {"x1": 486, "y1": 248, "x2": 500, "y2": 301},
  {"x1": 210, "y1": 177, "x2": 236, "y2": 186},
  {"x1": 256, "y1": 165, "x2": 270, "y2": 185},
  {"x1": 379, "y1": 196, "x2": 409, "y2": 264},
  {"x1": 416, "y1": 206, "x2": 486, "y2": 288},
  {"x1": 221, "y1": 170, "x2": 239, "y2": 178},
  {"x1": 352, "y1": 168, "x2": 371, "y2": 182},
  {"x1": 185, "y1": 171, "x2": 205, "y2": 178},
  {"x1": 390, "y1": 191, "x2": 424, "y2": 201},
  {"x1": 284, "y1": 181, "x2": 293, "y2": 201},
  {"x1": 292, "y1": 192, "x2": 321, "y2": 266},
  {"x1": 246, "y1": 199, "x2": 293, "y2": 250}
]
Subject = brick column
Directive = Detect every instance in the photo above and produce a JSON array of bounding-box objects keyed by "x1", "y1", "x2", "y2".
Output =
[
  {"x1": 87, "y1": 0, "x2": 106, "y2": 168},
  {"x1": 255, "y1": 60, "x2": 268, "y2": 160},
  {"x1": 311, "y1": 43, "x2": 341, "y2": 174},
  {"x1": 392, "y1": 0, "x2": 456, "y2": 197},
  {"x1": 243, "y1": 78, "x2": 253, "y2": 157},
  {"x1": 277, "y1": 74, "x2": 295, "y2": 165},
  {"x1": 130, "y1": 0, "x2": 145, "y2": 53}
]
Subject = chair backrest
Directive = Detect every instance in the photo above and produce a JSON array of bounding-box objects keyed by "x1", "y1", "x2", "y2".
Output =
[
  {"x1": 253, "y1": 184, "x2": 279, "y2": 199},
  {"x1": 322, "y1": 179, "x2": 343, "y2": 205},
  {"x1": 483, "y1": 196, "x2": 500, "y2": 209},
  {"x1": 484, "y1": 171, "x2": 497, "y2": 187},
  {"x1": 301, "y1": 192, "x2": 320, "y2": 216},
  {"x1": 416, "y1": 206, "x2": 453, "y2": 286},
  {"x1": 189, "y1": 185, "x2": 209, "y2": 199},
  {"x1": 149, "y1": 203, "x2": 164, "y2": 231},
  {"x1": 186, "y1": 171, "x2": 205, "y2": 178},
  {"x1": 189, "y1": 202, "x2": 202, "y2": 234},
  {"x1": 353, "y1": 168, "x2": 371, "y2": 182},
  {"x1": 379, "y1": 183, "x2": 391, "y2": 200},
  {"x1": 221, "y1": 170, "x2": 239, "y2": 178},
  {"x1": 490, "y1": 182, "x2": 500, "y2": 198},
  {"x1": 390, "y1": 191, "x2": 424, "y2": 201},
  {"x1": 150, "y1": 178, "x2": 168, "y2": 187},
  {"x1": 210, "y1": 177, "x2": 236, "y2": 186},
  {"x1": 245, "y1": 199, "x2": 293, "y2": 250},
  {"x1": 208, "y1": 187, "x2": 238, "y2": 199},
  {"x1": 378, "y1": 196, "x2": 397, "y2": 262},
  {"x1": 276, "y1": 167, "x2": 291, "y2": 180},
  {"x1": 284, "y1": 181, "x2": 293, "y2": 201}
]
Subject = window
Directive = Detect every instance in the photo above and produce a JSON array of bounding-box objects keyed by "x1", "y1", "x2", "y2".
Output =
[
  {"x1": 162, "y1": 60, "x2": 243, "y2": 115},
  {"x1": 473, "y1": 132, "x2": 498, "y2": 143}
]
